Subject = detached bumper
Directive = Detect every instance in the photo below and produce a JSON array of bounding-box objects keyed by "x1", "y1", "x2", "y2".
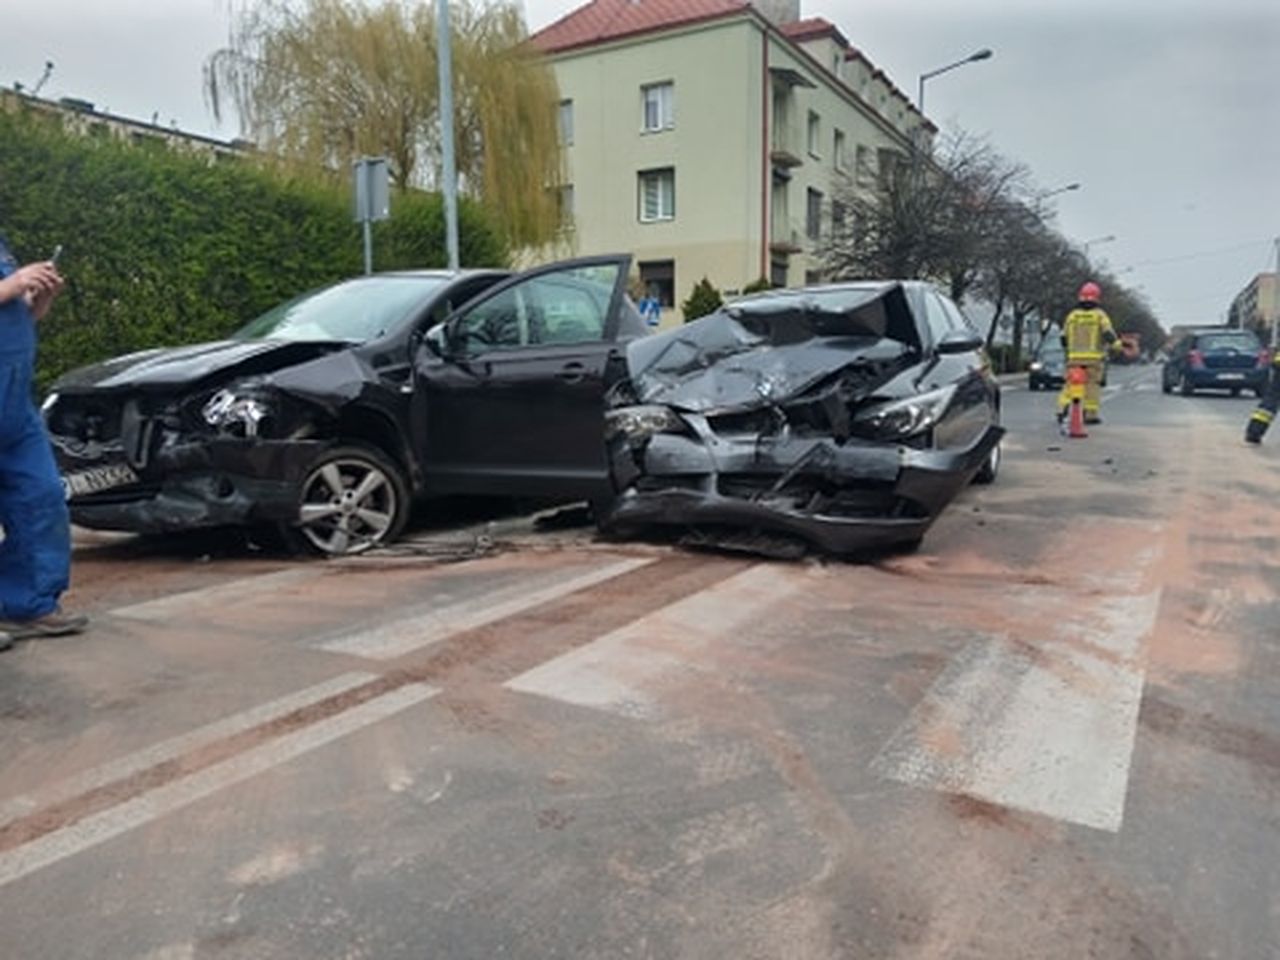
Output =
[
  {"x1": 606, "y1": 425, "x2": 1002, "y2": 556},
  {"x1": 57, "y1": 437, "x2": 326, "y2": 534}
]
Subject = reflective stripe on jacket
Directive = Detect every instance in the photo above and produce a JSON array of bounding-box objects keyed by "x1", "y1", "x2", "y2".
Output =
[{"x1": 1062, "y1": 308, "x2": 1115, "y2": 362}]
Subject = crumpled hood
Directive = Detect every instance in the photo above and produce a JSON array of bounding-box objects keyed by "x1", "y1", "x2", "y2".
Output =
[
  {"x1": 53, "y1": 339, "x2": 347, "y2": 392},
  {"x1": 623, "y1": 284, "x2": 923, "y2": 413}
]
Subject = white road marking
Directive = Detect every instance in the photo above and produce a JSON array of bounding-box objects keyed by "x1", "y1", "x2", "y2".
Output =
[
  {"x1": 0, "y1": 671, "x2": 377, "y2": 830},
  {"x1": 110, "y1": 568, "x2": 321, "y2": 621},
  {"x1": 870, "y1": 588, "x2": 1162, "y2": 832},
  {"x1": 316, "y1": 556, "x2": 655, "y2": 660},
  {"x1": 0, "y1": 683, "x2": 436, "y2": 889},
  {"x1": 505, "y1": 564, "x2": 802, "y2": 718}
]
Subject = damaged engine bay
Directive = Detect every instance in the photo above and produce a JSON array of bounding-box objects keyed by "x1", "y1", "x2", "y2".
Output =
[{"x1": 601, "y1": 282, "x2": 1004, "y2": 557}]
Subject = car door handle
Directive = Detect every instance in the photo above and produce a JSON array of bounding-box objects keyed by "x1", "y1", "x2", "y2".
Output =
[{"x1": 556, "y1": 362, "x2": 586, "y2": 383}]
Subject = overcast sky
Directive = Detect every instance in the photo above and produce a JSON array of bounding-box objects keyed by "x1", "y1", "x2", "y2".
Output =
[{"x1": 6, "y1": 0, "x2": 1278, "y2": 329}]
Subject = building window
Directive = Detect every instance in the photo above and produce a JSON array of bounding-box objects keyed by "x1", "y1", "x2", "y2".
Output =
[
  {"x1": 558, "y1": 99, "x2": 574, "y2": 145},
  {"x1": 638, "y1": 168, "x2": 675, "y2": 222},
  {"x1": 807, "y1": 110, "x2": 820, "y2": 157},
  {"x1": 831, "y1": 200, "x2": 848, "y2": 236},
  {"x1": 557, "y1": 185, "x2": 575, "y2": 227},
  {"x1": 834, "y1": 129, "x2": 847, "y2": 172},
  {"x1": 639, "y1": 260, "x2": 676, "y2": 308},
  {"x1": 855, "y1": 144, "x2": 870, "y2": 177},
  {"x1": 806, "y1": 188, "x2": 823, "y2": 240},
  {"x1": 770, "y1": 257, "x2": 789, "y2": 288},
  {"x1": 641, "y1": 82, "x2": 674, "y2": 133}
]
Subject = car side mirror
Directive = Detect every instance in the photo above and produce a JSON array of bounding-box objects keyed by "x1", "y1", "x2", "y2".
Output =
[
  {"x1": 936, "y1": 329, "x2": 984, "y2": 355},
  {"x1": 423, "y1": 323, "x2": 449, "y2": 358}
]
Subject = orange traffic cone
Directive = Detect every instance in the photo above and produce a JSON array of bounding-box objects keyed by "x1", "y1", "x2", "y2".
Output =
[{"x1": 1067, "y1": 365, "x2": 1088, "y2": 439}]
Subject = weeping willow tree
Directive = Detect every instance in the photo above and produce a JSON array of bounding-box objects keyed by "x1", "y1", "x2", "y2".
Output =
[{"x1": 205, "y1": 0, "x2": 563, "y2": 248}]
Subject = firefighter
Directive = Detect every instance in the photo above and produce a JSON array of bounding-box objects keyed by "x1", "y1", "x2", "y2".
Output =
[
  {"x1": 1056, "y1": 281, "x2": 1119, "y2": 425},
  {"x1": 1244, "y1": 349, "x2": 1280, "y2": 444}
]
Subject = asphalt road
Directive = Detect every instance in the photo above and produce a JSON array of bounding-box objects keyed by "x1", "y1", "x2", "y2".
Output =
[{"x1": 2, "y1": 363, "x2": 1278, "y2": 959}]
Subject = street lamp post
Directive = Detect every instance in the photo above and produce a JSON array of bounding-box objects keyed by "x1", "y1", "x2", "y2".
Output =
[
  {"x1": 1037, "y1": 182, "x2": 1081, "y2": 203},
  {"x1": 917, "y1": 48, "x2": 993, "y2": 115}
]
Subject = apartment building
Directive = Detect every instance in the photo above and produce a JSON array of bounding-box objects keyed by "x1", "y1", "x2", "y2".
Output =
[
  {"x1": 533, "y1": 0, "x2": 932, "y2": 323},
  {"x1": 1228, "y1": 272, "x2": 1277, "y2": 335},
  {"x1": 1, "y1": 88, "x2": 250, "y2": 163}
]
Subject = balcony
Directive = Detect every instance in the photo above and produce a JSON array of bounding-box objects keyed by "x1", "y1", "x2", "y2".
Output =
[{"x1": 769, "y1": 220, "x2": 803, "y2": 255}]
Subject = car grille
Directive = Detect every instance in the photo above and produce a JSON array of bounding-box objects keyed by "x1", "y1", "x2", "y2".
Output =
[{"x1": 49, "y1": 396, "x2": 166, "y2": 469}]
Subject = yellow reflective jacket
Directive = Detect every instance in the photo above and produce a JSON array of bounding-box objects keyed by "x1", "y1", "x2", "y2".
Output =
[{"x1": 1061, "y1": 308, "x2": 1116, "y2": 361}]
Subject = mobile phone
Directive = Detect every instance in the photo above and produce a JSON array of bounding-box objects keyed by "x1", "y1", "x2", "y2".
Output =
[{"x1": 49, "y1": 244, "x2": 63, "y2": 266}]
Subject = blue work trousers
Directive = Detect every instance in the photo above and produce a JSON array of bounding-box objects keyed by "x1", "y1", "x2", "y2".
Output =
[{"x1": 0, "y1": 354, "x2": 69, "y2": 620}]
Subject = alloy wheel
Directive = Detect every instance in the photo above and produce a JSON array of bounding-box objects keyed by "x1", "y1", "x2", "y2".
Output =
[{"x1": 297, "y1": 454, "x2": 401, "y2": 556}]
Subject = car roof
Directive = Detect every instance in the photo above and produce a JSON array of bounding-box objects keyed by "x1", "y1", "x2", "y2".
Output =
[{"x1": 369, "y1": 269, "x2": 510, "y2": 280}]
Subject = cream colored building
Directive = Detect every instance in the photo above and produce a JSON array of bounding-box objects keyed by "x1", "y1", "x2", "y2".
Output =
[
  {"x1": 533, "y1": 0, "x2": 931, "y2": 324},
  {"x1": 1228, "y1": 272, "x2": 1278, "y2": 335}
]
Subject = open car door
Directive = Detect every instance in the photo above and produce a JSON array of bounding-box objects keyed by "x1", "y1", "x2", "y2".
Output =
[{"x1": 414, "y1": 255, "x2": 632, "y2": 499}]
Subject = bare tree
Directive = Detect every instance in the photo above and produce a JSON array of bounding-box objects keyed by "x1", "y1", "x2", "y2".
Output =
[
  {"x1": 205, "y1": 0, "x2": 563, "y2": 248},
  {"x1": 822, "y1": 131, "x2": 1030, "y2": 302}
]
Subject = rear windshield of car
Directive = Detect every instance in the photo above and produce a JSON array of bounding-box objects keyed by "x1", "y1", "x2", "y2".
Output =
[
  {"x1": 234, "y1": 276, "x2": 448, "y2": 343},
  {"x1": 1197, "y1": 332, "x2": 1260, "y2": 352}
]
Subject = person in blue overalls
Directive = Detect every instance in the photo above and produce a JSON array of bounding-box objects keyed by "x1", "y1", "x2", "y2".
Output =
[{"x1": 0, "y1": 232, "x2": 85, "y2": 649}]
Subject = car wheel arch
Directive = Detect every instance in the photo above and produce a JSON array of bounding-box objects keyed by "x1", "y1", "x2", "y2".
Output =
[{"x1": 335, "y1": 405, "x2": 419, "y2": 491}]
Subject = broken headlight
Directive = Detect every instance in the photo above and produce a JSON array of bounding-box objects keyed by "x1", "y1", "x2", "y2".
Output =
[
  {"x1": 853, "y1": 385, "x2": 956, "y2": 441},
  {"x1": 605, "y1": 404, "x2": 684, "y2": 441},
  {"x1": 203, "y1": 388, "x2": 272, "y2": 438}
]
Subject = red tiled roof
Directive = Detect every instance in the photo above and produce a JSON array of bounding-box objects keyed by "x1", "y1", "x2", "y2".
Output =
[
  {"x1": 532, "y1": 0, "x2": 751, "y2": 54},
  {"x1": 780, "y1": 17, "x2": 845, "y2": 45}
]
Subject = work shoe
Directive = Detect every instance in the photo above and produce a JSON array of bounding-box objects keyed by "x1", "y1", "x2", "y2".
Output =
[{"x1": 0, "y1": 608, "x2": 88, "y2": 640}]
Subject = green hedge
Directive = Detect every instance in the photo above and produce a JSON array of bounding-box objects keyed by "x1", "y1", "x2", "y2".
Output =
[{"x1": 0, "y1": 108, "x2": 507, "y2": 389}]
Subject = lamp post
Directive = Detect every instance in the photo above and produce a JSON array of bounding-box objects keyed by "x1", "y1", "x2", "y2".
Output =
[
  {"x1": 917, "y1": 48, "x2": 993, "y2": 115},
  {"x1": 1037, "y1": 182, "x2": 1081, "y2": 202}
]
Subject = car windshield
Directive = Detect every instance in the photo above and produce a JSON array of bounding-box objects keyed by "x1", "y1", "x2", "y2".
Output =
[
  {"x1": 233, "y1": 276, "x2": 448, "y2": 343},
  {"x1": 1198, "y1": 332, "x2": 1259, "y2": 352}
]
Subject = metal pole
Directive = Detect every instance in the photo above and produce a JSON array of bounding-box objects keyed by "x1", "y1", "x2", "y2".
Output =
[
  {"x1": 436, "y1": 0, "x2": 460, "y2": 271},
  {"x1": 1271, "y1": 236, "x2": 1279, "y2": 350},
  {"x1": 363, "y1": 220, "x2": 373, "y2": 276}
]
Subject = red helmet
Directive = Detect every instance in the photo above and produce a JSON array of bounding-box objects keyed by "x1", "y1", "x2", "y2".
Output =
[{"x1": 1078, "y1": 281, "x2": 1102, "y2": 303}]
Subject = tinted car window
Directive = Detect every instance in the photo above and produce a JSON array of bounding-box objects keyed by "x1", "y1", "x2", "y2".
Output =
[
  {"x1": 452, "y1": 263, "x2": 621, "y2": 353},
  {"x1": 235, "y1": 276, "x2": 447, "y2": 343},
  {"x1": 1198, "y1": 332, "x2": 1259, "y2": 352}
]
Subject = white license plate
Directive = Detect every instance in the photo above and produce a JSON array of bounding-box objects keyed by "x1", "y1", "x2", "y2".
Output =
[
  {"x1": 1217, "y1": 373, "x2": 1245, "y2": 381},
  {"x1": 62, "y1": 464, "x2": 140, "y2": 498}
]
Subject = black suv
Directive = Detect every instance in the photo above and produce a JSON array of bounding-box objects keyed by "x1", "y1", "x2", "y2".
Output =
[{"x1": 1162, "y1": 328, "x2": 1268, "y2": 397}]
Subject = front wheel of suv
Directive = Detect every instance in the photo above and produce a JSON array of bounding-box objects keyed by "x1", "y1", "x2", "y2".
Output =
[{"x1": 286, "y1": 444, "x2": 411, "y2": 557}]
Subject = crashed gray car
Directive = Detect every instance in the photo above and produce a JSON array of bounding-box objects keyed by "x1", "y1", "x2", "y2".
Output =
[{"x1": 599, "y1": 281, "x2": 1004, "y2": 556}]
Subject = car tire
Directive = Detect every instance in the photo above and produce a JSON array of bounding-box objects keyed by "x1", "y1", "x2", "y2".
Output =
[
  {"x1": 285, "y1": 444, "x2": 410, "y2": 557},
  {"x1": 973, "y1": 439, "x2": 1001, "y2": 485}
]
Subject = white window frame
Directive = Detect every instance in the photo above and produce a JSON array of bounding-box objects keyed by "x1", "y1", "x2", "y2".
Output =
[
  {"x1": 807, "y1": 110, "x2": 821, "y2": 157},
  {"x1": 641, "y1": 82, "x2": 675, "y2": 133},
  {"x1": 834, "y1": 128, "x2": 847, "y2": 172},
  {"x1": 558, "y1": 99, "x2": 574, "y2": 146},
  {"x1": 638, "y1": 168, "x2": 675, "y2": 223}
]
